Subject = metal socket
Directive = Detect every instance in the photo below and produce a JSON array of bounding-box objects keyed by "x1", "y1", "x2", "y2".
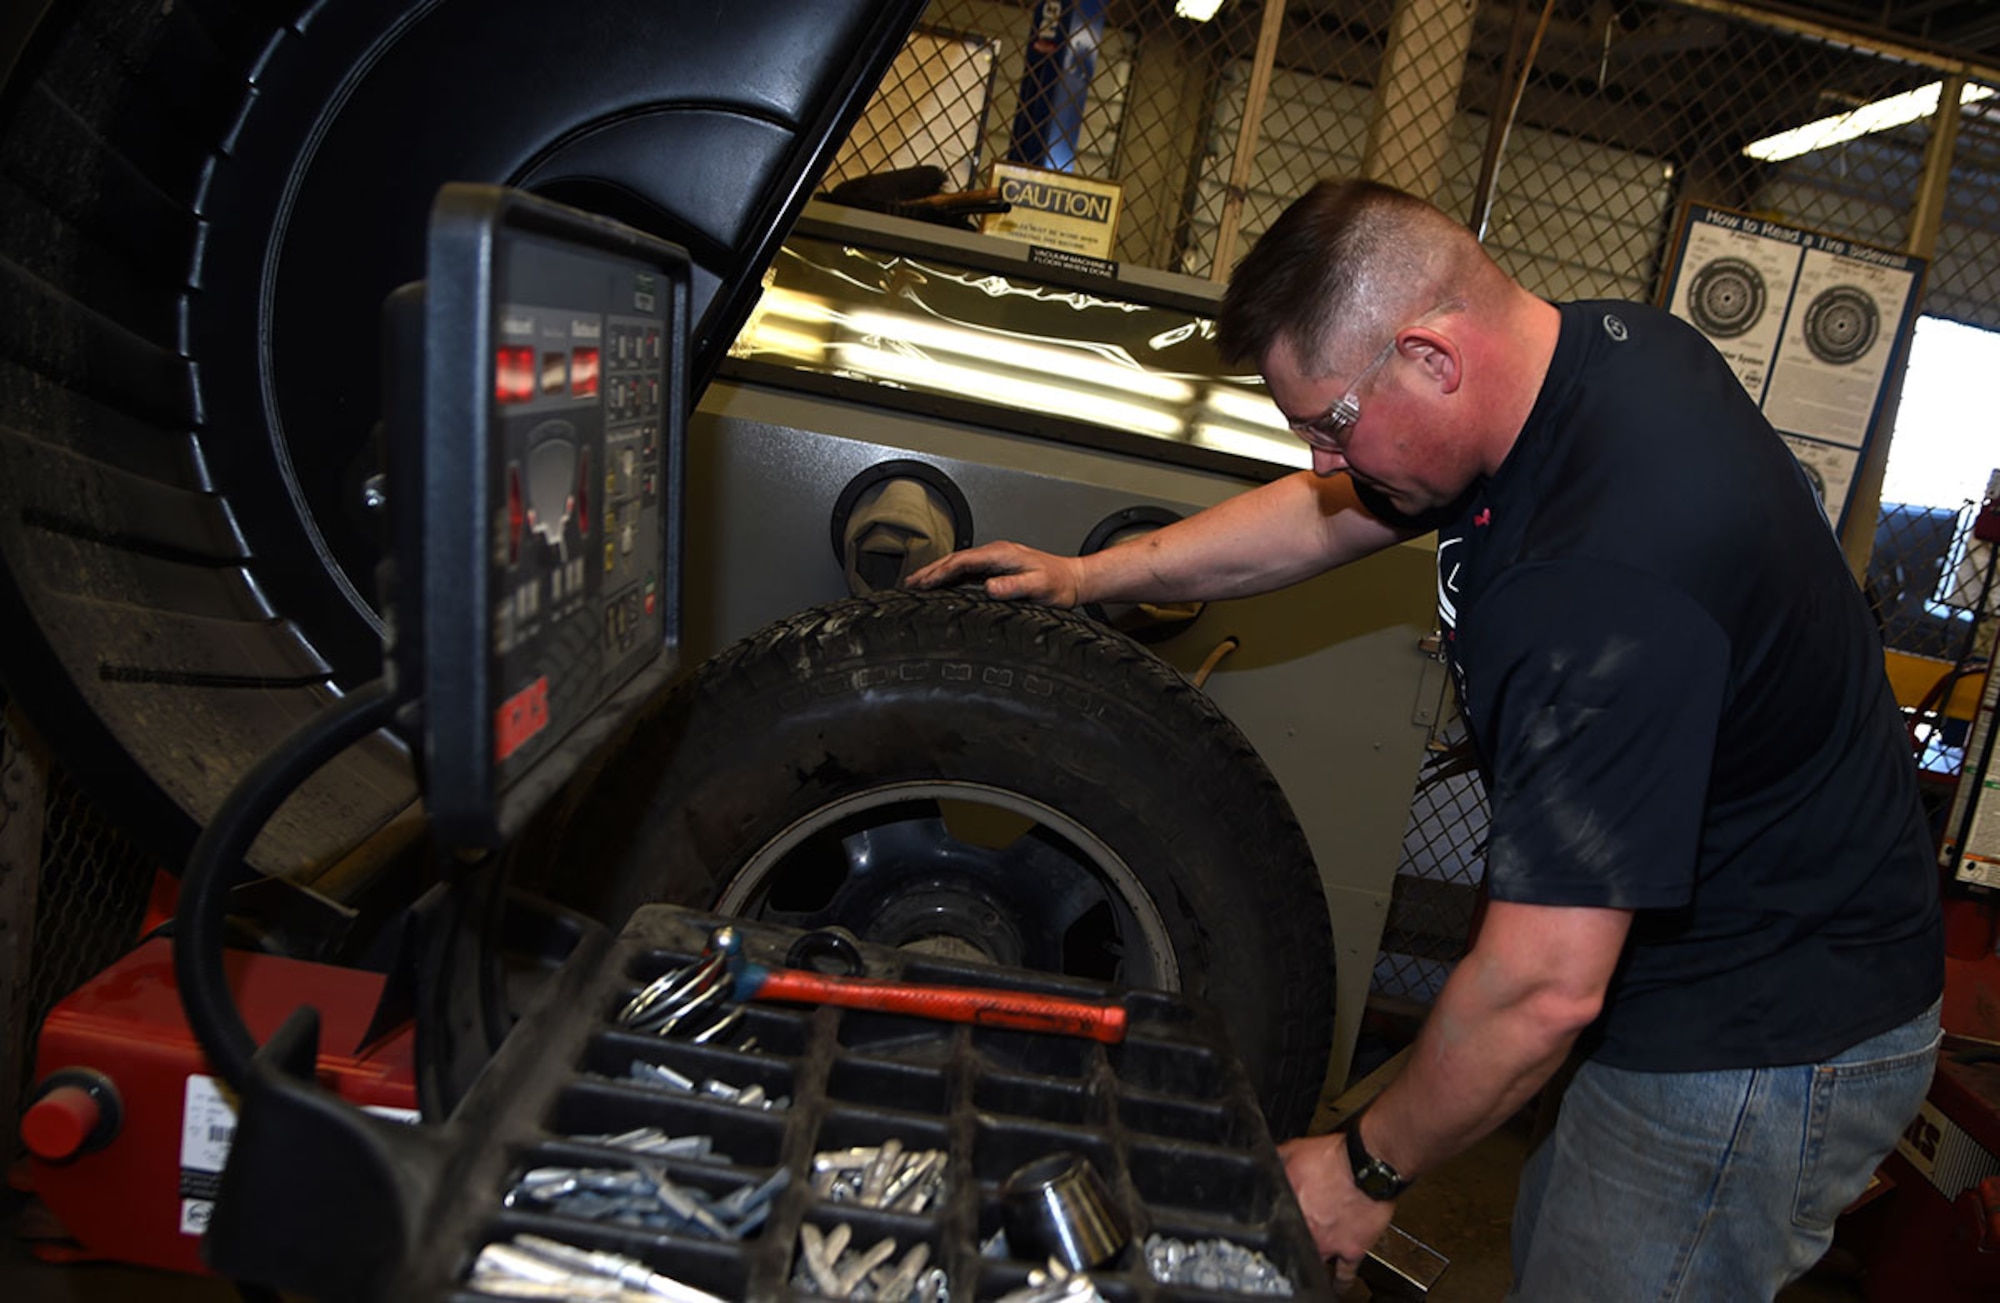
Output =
[{"x1": 1000, "y1": 1152, "x2": 1129, "y2": 1271}]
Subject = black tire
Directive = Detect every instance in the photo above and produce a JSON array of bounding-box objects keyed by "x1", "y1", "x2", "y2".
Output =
[{"x1": 554, "y1": 589, "x2": 1334, "y2": 1135}]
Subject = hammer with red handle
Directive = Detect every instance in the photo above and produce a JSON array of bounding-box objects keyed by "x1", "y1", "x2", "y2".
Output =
[{"x1": 710, "y1": 926, "x2": 1128, "y2": 1043}]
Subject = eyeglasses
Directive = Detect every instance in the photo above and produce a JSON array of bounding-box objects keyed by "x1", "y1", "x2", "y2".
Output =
[{"x1": 1286, "y1": 332, "x2": 1401, "y2": 454}]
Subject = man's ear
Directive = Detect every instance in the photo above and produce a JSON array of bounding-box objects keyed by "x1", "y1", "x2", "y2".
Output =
[{"x1": 1400, "y1": 330, "x2": 1462, "y2": 395}]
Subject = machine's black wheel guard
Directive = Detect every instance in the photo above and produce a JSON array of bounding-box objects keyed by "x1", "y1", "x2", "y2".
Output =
[
  {"x1": 0, "y1": 0, "x2": 922, "y2": 866},
  {"x1": 549, "y1": 589, "x2": 1336, "y2": 1136}
]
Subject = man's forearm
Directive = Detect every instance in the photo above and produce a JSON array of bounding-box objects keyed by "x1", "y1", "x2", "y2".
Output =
[
  {"x1": 1357, "y1": 902, "x2": 1631, "y2": 1181},
  {"x1": 1076, "y1": 470, "x2": 1411, "y2": 606},
  {"x1": 1362, "y1": 980, "x2": 1581, "y2": 1177}
]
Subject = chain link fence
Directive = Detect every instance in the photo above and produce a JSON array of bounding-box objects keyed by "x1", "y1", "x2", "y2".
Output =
[
  {"x1": 829, "y1": 0, "x2": 2000, "y2": 1002},
  {"x1": 1375, "y1": 717, "x2": 1488, "y2": 1004},
  {"x1": 2, "y1": 711, "x2": 161, "y2": 1127},
  {"x1": 1880, "y1": 497, "x2": 1998, "y2": 776}
]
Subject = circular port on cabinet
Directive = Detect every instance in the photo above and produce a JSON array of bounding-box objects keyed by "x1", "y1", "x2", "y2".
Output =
[
  {"x1": 1080, "y1": 506, "x2": 1203, "y2": 643},
  {"x1": 829, "y1": 460, "x2": 975, "y2": 597}
]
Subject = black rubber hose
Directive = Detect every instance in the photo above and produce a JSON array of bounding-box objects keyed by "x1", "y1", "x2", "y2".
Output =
[{"x1": 173, "y1": 680, "x2": 401, "y2": 1091}]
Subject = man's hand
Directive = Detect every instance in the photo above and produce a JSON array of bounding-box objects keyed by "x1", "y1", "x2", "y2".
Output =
[
  {"x1": 902, "y1": 541, "x2": 1088, "y2": 607},
  {"x1": 1278, "y1": 1132, "x2": 1396, "y2": 1288}
]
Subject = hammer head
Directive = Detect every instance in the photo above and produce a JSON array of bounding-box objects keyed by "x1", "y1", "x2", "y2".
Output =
[{"x1": 705, "y1": 925, "x2": 763, "y2": 1000}]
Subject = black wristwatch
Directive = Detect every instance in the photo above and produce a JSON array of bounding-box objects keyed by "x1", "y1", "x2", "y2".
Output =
[{"x1": 1345, "y1": 1108, "x2": 1411, "y2": 1201}]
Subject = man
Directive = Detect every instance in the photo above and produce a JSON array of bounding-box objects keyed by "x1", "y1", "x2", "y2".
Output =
[{"x1": 906, "y1": 179, "x2": 1942, "y2": 1300}]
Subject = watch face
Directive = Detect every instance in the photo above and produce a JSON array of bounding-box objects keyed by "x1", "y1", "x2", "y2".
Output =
[
  {"x1": 1346, "y1": 1121, "x2": 1406, "y2": 1200},
  {"x1": 1354, "y1": 1161, "x2": 1404, "y2": 1200}
]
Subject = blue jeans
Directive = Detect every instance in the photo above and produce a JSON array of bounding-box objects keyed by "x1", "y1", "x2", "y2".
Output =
[{"x1": 1507, "y1": 999, "x2": 1941, "y2": 1302}]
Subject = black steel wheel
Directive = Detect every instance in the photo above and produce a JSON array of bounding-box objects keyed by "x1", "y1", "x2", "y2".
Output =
[
  {"x1": 715, "y1": 781, "x2": 1181, "y2": 984},
  {"x1": 551, "y1": 589, "x2": 1336, "y2": 1135}
]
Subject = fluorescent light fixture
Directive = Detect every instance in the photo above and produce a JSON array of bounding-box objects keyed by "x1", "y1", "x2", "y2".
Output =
[
  {"x1": 1201, "y1": 385, "x2": 1290, "y2": 430},
  {"x1": 1743, "y1": 80, "x2": 1995, "y2": 162},
  {"x1": 832, "y1": 342, "x2": 1187, "y2": 437},
  {"x1": 1175, "y1": 0, "x2": 1225, "y2": 20},
  {"x1": 752, "y1": 287, "x2": 841, "y2": 324},
  {"x1": 741, "y1": 323, "x2": 826, "y2": 362},
  {"x1": 845, "y1": 310, "x2": 1197, "y2": 403},
  {"x1": 1193, "y1": 423, "x2": 1310, "y2": 468}
]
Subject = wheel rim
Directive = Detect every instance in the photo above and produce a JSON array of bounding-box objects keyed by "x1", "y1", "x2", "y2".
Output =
[{"x1": 714, "y1": 781, "x2": 1181, "y2": 990}]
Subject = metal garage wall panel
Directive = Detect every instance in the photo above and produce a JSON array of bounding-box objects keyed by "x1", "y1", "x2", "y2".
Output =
[
  {"x1": 1221, "y1": 68, "x2": 1375, "y2": 184},
  {"x1": 1183, "y1": 67, "x2": 1373, "y2": 277},
  {"x1": 1928, "y1": 120, "x2": 2000, "y2": 331},
  {"x1": 1929, "y1": 218, "x2": 2000, "y2": 328},
  {"x1": 1756, "y1": 140, "x2": 1921, "y2": 256},
  {"x1": 1442, "y1": 118, "x2": 1674, "y2": 303},
  {"x1": 1188, "y1": 61, "x2": 1672, "y2": 304}
]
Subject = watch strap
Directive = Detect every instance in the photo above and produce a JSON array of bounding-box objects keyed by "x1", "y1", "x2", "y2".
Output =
[{"x1": 1344, "y1": 1106, "x2": 1410, "y2": 1201}]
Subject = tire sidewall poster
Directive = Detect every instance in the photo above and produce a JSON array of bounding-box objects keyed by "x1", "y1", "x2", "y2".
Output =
[{"x1": 1663, "y1": 203, "x2": 1926, "y2": 533}]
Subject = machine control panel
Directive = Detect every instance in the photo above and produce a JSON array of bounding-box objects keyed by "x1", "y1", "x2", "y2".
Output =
[{"x1": 389, "y1": 185, "x2": 689, "y2": 848}]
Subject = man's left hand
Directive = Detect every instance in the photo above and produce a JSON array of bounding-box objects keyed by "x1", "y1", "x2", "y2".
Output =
[{"x1": 1278, "y1": 1132, "x2": 1397, "y2": 1287}]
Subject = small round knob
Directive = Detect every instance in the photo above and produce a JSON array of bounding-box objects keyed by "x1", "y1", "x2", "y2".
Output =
[{"x1": 22, "y1": 1071, "x2": 121, "y2": 1161}]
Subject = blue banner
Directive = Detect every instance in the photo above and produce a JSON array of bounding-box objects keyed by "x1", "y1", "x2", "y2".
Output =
[{"x1": 1007, "y1": 0, "x2": 1107, "y2": 173}]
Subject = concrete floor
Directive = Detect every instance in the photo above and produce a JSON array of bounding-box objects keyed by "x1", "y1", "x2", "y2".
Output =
[{"x1": 0, "y1": 1200, "x2": 232, "y2": 1303}]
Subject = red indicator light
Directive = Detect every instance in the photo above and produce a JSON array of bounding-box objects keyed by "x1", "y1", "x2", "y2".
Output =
[
  {"x1": 571, "y1": 347, "x2": 600, "y2": 396},
  {"x1": 495, "y1": 347, "x2": 536, "y2": 404}
]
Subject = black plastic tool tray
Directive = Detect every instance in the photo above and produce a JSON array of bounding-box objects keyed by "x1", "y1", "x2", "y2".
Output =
[{"x1": 432, "y1": 904, "x2": 1334, "y2": 1300}]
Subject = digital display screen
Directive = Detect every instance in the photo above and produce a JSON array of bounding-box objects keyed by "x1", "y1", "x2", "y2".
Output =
[
  {"x1": 407, "y1": 187, "x2": 685, "y2": 850},
  {"x1": 495, "y1": 346, "x2": 535, "y2": 404},
  {"x1": 571, "y1": 346, "x2": 600, "y2": 396},
  {"x1": 484, "y1": 273, "x2": 670, "y2": 820}
]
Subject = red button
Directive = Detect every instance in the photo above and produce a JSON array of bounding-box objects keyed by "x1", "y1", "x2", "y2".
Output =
[{"x1": 23, "y1": 1084, "x2": 103, "y2": 1160}]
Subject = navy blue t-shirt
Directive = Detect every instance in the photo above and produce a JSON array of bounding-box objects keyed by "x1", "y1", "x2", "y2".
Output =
[{"x1": 1361, "y1": 301, "x2": 1941, "y2": 1071}]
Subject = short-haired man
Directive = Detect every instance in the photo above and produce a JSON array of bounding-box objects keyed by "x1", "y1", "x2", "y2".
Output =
[{"x1": 908, "y1": 178, "x2": 1942, "y2": 1300}]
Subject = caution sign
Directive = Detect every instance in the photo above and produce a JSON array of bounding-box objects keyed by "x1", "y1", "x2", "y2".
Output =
[{"x1": 983, "y1": 163, "x2": 1123, "y2": 260}]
